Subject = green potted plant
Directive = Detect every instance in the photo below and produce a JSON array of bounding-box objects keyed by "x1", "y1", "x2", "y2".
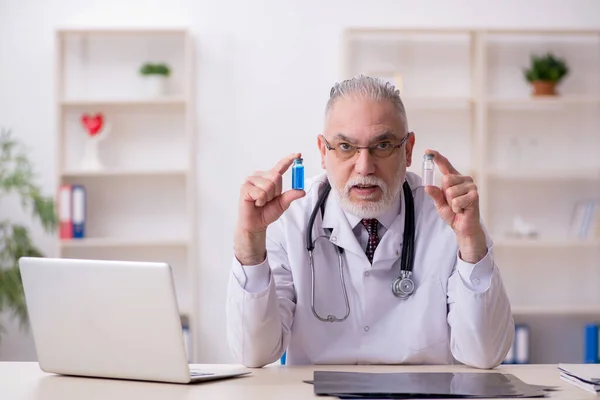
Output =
[
  {"x1": 0, "y1": 127, "x2": 57, "y2": 343},
  {"x1": 523, "y1": 53, "x2": 569, "y2": 96},
  {"x1": 138, "y1": 62, "x2": 171, "y2": 97}
]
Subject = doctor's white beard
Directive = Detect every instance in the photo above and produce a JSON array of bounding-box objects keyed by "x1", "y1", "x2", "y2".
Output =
[{"x1": 328, "y1": 169, "x2": 404, "y2": 219}]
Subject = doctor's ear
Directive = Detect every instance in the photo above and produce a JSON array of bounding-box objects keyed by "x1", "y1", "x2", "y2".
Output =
[
  {"x1": 404, "y1": 133, "x2": 415, "y2": 167},
  {"x1": 317, "y1": 134, "x2": 327, "y2": 169}
]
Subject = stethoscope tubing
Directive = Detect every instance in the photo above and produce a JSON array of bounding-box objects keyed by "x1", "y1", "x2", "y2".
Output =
[{"x1": 305, "y1": 180, "x2": 416, "y2": 322}]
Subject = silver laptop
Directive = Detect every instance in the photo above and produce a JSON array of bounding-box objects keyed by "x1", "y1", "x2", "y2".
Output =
[{"x1": 19, "y1": 256, "x2": 251, "y2": 384}]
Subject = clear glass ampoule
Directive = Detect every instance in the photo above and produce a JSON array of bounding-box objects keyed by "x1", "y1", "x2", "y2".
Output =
[{"x1": 422, "y1": 154, "x2": 435, "y2": 186}]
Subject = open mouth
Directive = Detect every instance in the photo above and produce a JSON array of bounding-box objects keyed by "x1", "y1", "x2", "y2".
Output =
[
  {"x1": 355, "y1": 184, "x2": 377, "y2": 189},
  {"x1": 351, "y1": 184, "x2": 380, "y2": 196}
]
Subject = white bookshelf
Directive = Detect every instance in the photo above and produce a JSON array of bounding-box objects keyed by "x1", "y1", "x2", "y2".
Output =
[
  {"x1": 344, "y1": 27, "x2": 600, "y2": 363},
  {"x1": 55, "y1": 28, "x2": 198, "y2": 361}
]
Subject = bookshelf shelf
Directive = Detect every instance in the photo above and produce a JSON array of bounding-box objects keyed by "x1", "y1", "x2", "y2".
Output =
[
  {"x1": 59, "y1": 237, "x2": 189, "y2": 248},
  {"x1": 57, "y1": 27, "x2": 189, "y2": 35},
  {"x1": 513, "y1": 306, "x2": 600, "y2": 316},
  {"x1": 401, "y1": 97, "x2": 473, "y2": 109},
  {"x1": 61, "y1": 168, "x2": 188, "y2": 178},
  {"x1": 55, "y1": 28, "x2": 198, "y2": 362},
  {"x1": 486, "y1": 169, "x2": 600, "y2": 181},
  {"x1": 486, "y1": 96, "x2": 600, "y2": 108},
  {"x1": 494, "y1": 239, "x2": 600, "y2": 249},
  {"x1": 494, "y1": 238, "x2": 600, "y2": 248},
  {"x1": 61, "y1": 97, "x2": 187, "y2": 107}
]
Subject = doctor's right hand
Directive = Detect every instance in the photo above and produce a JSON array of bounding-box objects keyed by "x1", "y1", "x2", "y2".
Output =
[{"x1": 234, "y1": 153, "x2": 306, "y2": 266}]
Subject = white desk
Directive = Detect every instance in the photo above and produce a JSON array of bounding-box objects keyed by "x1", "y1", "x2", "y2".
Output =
[{"x1": 2, "y1": 362, "x2": 596, "y2": 399}]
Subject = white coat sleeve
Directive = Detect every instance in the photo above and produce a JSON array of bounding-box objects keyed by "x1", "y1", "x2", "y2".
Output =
[
  {"x1": 225, "y1": 224, "x2": 296, "y2": 368},
  {"x1": 446, "y1": 239, "x2": 515, "y2": 369}
]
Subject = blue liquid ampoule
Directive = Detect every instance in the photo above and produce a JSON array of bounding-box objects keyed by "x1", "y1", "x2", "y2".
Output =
[{"x1": 292, "y1": 158, "x2": 304, "y2": 190}]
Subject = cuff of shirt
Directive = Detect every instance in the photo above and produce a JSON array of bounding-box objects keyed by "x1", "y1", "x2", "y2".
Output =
[
  {"x1": 231, "y1": 256, "x2": 271, "y2": 293},
  {"x1": 455, "y1": 248, "x2": 494, "y2": 293}
]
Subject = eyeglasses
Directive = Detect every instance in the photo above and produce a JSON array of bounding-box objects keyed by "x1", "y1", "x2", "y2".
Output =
[{"x1": 321, "y1": 132, "x2": 412, "y2": 161}]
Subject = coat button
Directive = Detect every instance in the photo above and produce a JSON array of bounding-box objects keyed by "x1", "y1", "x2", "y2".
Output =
[
  {"x1": 364, "y1": 271, "x2": 370, "y2": 277},
  {"x1": 473, "y1": 277, "x2": 481, "y2": 286},
  {"x1": 364, "y1": 326, "x2": 370, "y2": 332},
  {"x1": 331, "y1": 236, "x2": 337, "y2": 243}
]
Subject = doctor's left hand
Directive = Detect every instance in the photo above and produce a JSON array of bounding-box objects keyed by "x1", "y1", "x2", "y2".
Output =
[{"x1": 423, "y1": 149, "x2": 487, "y2": 264}]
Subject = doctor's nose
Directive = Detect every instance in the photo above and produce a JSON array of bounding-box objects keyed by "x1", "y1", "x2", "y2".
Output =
[{"x1": 353, "y1": 148, "x2": 376, "y2": 176}]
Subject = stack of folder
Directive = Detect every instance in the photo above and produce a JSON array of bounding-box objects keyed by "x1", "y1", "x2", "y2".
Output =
[
  {"x1": 558, "y1": 364, "x2": 600, "y2": 395},
  {"x1": 311, "y1": 371, "x2": 554, "y2": 398},
  {"x1": 58, "y1": 184, "x2": 86, "y2": 239}
]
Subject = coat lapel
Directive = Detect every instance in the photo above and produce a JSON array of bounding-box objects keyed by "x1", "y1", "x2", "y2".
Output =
[
  {"x1": 321, "y1": 189, "x2": 367, "y2": 258},
  {"x1": 374, "y1": 186, "x2": 406, "y2": 264}
]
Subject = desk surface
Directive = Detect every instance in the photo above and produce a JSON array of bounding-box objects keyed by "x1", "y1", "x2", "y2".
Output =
[{"x1": 2, "y1": 362, "x2": 597, "y2": 399}]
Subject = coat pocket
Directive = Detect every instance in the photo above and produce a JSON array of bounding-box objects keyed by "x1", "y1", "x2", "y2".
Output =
[{"x1": 404, "y1": 276, "x2": 449, "y2": 353}]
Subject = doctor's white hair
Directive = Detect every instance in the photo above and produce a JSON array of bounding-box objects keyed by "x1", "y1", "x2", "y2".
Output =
[{"x1": 325, "y1": 75, "x2": 408, "y2": 132}]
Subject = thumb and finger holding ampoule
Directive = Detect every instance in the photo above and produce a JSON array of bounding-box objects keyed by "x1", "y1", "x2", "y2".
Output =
[{"x1": 239, "y1": 153, "x2": 305, "y2": 230}]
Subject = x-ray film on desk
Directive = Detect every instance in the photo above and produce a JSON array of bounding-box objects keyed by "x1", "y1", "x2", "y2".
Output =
[{"x1": 313, "y1": 371, "x2": 555, "y2": 398}]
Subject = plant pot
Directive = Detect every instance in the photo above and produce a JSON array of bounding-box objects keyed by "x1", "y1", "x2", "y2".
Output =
[
  {"x1": 531, "y1": 80, "x2": 557, "y2": 96},
  {"x1": 141, "y1": 75, "x2": 167, "y2": 97}
]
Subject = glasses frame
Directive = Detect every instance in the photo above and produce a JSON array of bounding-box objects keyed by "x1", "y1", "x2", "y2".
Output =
[{"x1": 320, "y1": 131, "x2": 412, "y2": 160}]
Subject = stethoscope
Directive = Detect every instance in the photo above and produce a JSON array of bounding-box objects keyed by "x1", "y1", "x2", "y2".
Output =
[{"x1": 306, "y1": 180, "x2": 416, "y2": 323}]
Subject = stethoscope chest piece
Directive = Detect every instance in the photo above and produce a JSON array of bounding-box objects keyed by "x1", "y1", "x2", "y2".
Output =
[{"x1": 391, "y1": 271, "x2": 415, "y2": 299}]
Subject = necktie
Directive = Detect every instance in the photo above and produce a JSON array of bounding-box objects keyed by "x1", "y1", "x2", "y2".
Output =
[{"x1": 361, "y1": 219, "x2": 380, "y2": 264}]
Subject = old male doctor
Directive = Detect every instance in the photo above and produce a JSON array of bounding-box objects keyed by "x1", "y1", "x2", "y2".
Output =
[{"x1": 226, "y1": 75, "x2": 514, "y2": 369}]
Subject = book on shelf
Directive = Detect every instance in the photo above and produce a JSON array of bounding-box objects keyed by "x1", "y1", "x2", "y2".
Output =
[
  {"x1": 57, "y1": 184, "x2": 87, "y2": 240},
  {"x1": 502, "y1": 324, "x2": 530, "y2": 364},
  {"x1": 503, "y1": 322, "x2": 600, "y2": 365},
  {"x1": 584, "y1": 323, "x2": 600, "y2": 364},
  {"x1": 58, "y1": 185, "x2": 72, "y2": 239},
  {"x1": 181, "y1": 315, "x2": 192, "y2": 362},
  {"x1": 570, "y1": 199, "x2": 600, "y2": 239}
]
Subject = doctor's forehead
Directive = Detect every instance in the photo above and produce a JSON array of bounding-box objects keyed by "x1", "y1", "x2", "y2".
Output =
[{"x1": 324, "y1": 97, "x2": 406, "y2": 141}]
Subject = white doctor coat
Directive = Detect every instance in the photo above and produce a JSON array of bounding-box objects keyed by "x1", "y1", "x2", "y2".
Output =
[{"x1": 226, "y1": 172, "x2": 514, "y2": 368}]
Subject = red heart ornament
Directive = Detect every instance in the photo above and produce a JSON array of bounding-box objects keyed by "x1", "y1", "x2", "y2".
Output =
[{"x1": 81, "y1": 113, "x2": 104, "y2": 136}]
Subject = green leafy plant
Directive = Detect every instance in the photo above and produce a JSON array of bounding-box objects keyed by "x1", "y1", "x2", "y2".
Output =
[
  {"x1": 523, "y1": 53, "x2": 569, "y2": 83},
  {"x1": 0, "y1": 127, "x2": 57, "y2": 341},
  {"x1": 139, "y1": 62, "x2": 171, "y2": 77}
]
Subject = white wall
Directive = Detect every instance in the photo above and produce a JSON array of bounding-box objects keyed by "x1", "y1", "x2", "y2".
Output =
[{"x1": 1, "y1": 0, "x2": 600, "y2": 362}]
